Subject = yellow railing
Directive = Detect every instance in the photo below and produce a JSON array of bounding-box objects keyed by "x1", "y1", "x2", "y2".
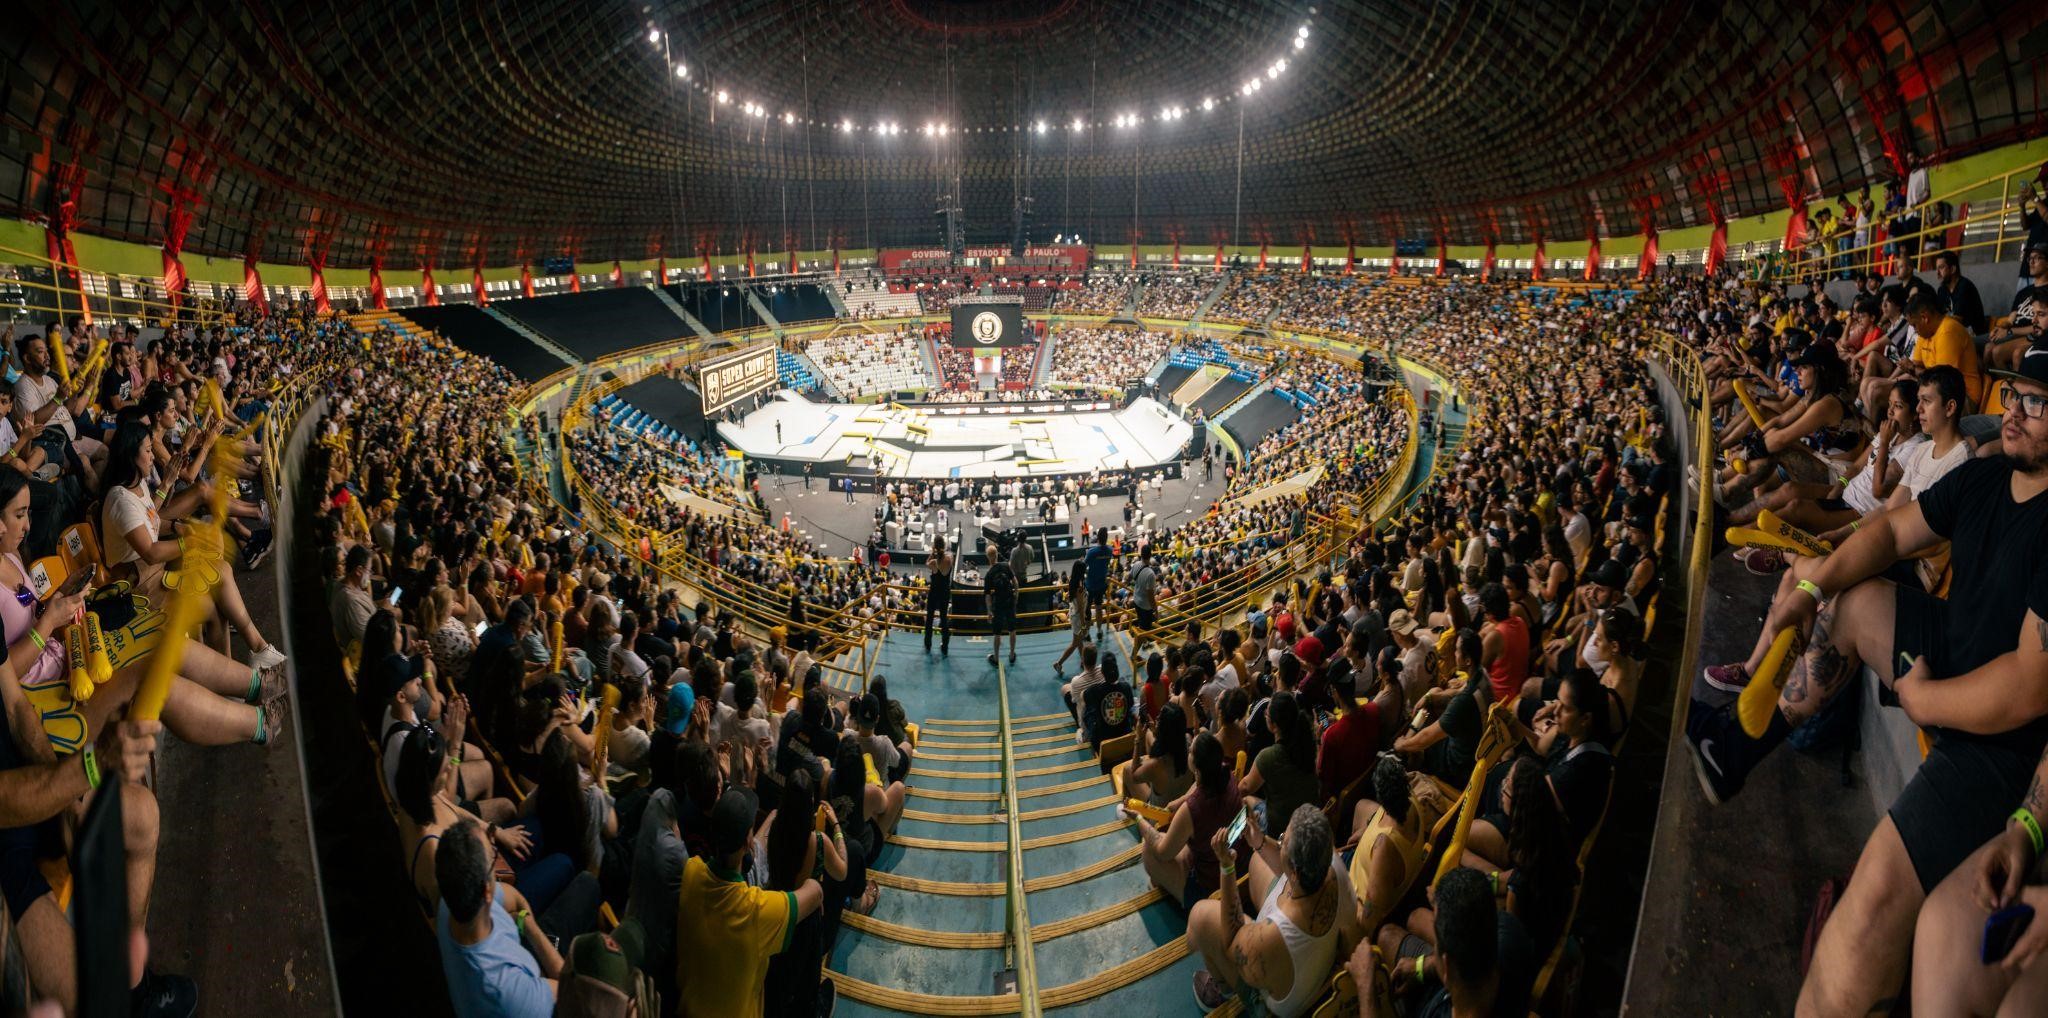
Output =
[{"x1": 1773, "y1": 161, "x2": 2044, "y2": 281}]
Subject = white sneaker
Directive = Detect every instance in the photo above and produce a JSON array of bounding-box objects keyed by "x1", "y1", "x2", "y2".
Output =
[{"x1": 250, "y1": 644, "x2": 288, "y2": 671}]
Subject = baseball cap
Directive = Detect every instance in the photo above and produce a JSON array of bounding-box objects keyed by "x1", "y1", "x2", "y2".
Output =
[
  {"x1": 1292, "y1": 635, "x2": 1326, "y2": 670},
  {"x1": 1387, "y1": 609, "x2": 1419, "y2": 637},
  {"x1": 1990, "y1": 344, "x2": 2048, "y2": 389},
  {"x1": 558, "y1": 924, "x2": 652, "y2": 1018},
  {"x1": 662, "y1": 682, "x2": 697, "y2": 735},
  {"x1": 708, "y1": 787, "x2": 760, "y2": 857},
  {"x1": 1589, "y1": 560, "x2": 1630, "y2": 590}
]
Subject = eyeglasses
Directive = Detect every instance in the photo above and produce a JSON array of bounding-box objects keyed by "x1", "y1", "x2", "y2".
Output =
[{"x1": 2001, "y1": 383, "x2": 2048, "y2": 421}]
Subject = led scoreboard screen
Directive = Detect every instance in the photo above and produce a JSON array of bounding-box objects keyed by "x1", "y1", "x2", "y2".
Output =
[
  {"x1": 697, "y1": 343, "x2": 777, "y2": 413},
  {"x1": 951, "y1": 299, "x2": 1027, "y2": 348}
]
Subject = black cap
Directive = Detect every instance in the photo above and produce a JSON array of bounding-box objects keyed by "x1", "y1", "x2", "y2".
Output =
[
  {"x1": 1990, "y1": 344, "x2": 2048, "y2": 390},
  {"x1": 1589, "y1": 560, "x2": 1629, "y2": 590},
  {"x1": 707, "y1": 787, "x2": 759, "y2": 857}
]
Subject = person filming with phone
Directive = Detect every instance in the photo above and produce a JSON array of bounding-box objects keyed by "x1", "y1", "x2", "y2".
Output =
[{"x1": 1910, "y1": 738, "x2": 2048, "y2": 1014}]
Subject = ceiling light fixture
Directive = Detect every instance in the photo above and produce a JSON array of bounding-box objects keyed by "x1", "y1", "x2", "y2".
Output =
[
  {"x1": 1201, "y1": 97, "x2": 1216, "y2": 111},
  {"x1": 1293, "y1": 35, "x2": 1306, "y2": 50},
  {"x1": 841, "y1": 119, "x2": 855, "y2": 132},
  {"x1": 1034, "y1": 119, "x2": 1047, "y2": 134},
  {"x1": 716, "y1": 90, "x2": 730, "y2": 104},
  {"x1": 784, "y1": 111, "x2": 796, "y2": 125},
  {"x1": 673, "y1": 63, "x2": 688, "y2": 78},
  {"x1": 1072, "y1": 117, "x2": 1086, "y2": 131},
  {"x1": 647, "y1": 28, "x2": 661, "y2": 43}
]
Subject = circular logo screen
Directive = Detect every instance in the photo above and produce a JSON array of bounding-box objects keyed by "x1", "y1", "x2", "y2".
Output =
[{"x1": 970, "y1": 311, "x2": 1004, "y2": 343}]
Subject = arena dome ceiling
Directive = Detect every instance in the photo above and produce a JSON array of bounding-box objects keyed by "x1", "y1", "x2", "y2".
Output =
[{"x1": 0, "y1": 0, "x2": 2043, "y2": 268}]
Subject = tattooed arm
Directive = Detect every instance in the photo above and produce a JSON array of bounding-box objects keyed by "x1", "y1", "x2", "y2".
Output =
[
  {"x1": 1762, "y1": 499, "x2": 1940, "y2": 641},
  {"x1": 1897, "y1": 609, "x2": 2048, "y2": 735}
]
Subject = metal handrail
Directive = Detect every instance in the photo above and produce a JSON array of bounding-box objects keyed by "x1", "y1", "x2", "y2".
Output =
[{"x1": 1770, "y1": 160, "x2": 2044, "y2": 282}]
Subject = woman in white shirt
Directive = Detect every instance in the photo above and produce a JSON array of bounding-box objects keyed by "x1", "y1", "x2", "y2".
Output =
[{"x1": 99, "y1": 422, "x2": 285, "y2": 670}]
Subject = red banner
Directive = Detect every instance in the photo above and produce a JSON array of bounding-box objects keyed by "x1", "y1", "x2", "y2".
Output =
[
  {"x1": 1705, "y1": 220, "x2": 1728, "y2": 277},
  {"x1": 1344, "y1": 242, "x2": 1356, "y2": 276},
  {"x1": 1583, "y1": 234, "x2": 1600, "y2": 282},
  {"x1": 611, "y1": 260, "x2": 624, "y2": 287},
  {"x1": 570, "y1": 269, "x2": 582, "y2": 294},
  {"x1": 657, "y1": 257, "x2": 668, "y2": 285},
  {"x1": 45, "y1": 168, "x2": 89, "y2": 325},
  {"x1": 1257, "y1": 242, "x2": 1267, "y2": 271},
  {"x1": 1434, "y1": 236, "x2": 1447, "y2": 278},
  {"x1": 1214, "y1": 243, "x2": 1223, "y2": 270},
  {"x1": 1481, "y1": 239, "x2": 1496, "y2": 283},
  {"x1": 474, "y1": 267, "x2": 488, "y2": 306},
  {"x1": 422, "y1": 264, "x2": 439, "y2": 306},
  {"x1": 520, "y1": 263, "x2": 535, "y2": 298},
  {"x1": 746, "y1": 250, "x2": 755, "y2": 278},
  {"x1": 1300, "y1": 244, "x2": 1311, "y2": 273},
  {"x1": 1638, "y1": 227, "x2": 1659, "y2": 280},
  {"x1": 831, "y1": 248, "x2": 840, "y2": 276},
  {"x1": 160, "y1": 198, "x2": 193, "y2": 312},
  {"x1": 242, "y1": 254, "x2": 267, "y2": 312},
  {"x1": 369, "y1": 257, "x2": 387, "y2": 310},
  {"x1": 1388, "y1": 245, "x2": 1399, "y2": 277},
  {"x1": 1531, "y1": 241, "x2": 1546, "y2": 281},
  {"x1": 309, "y1": 264, "x2": 330, "y2": 314},
  {"x1": 701, "y1": 251, "x2": 713, "y2": 279},
  {"x1": 1172, "y1": 241, "x2": 1181, "y2": 268}
]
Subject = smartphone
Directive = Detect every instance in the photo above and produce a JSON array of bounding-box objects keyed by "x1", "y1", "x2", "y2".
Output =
[
  {"x1": 1983, "y1": 903, "x2": 2036, "y2": 964},
  {"x1": 58, "y1": 562, "x2": 97, "y2": 598},
  {"x1": 387, "y1": 586, "x2": 404, "y2": 606},
  {"x1": 72, "y1": 780, "x2": 129, "y2": 1018},
  {"x1": 1224, "y1": 805, "x2": 1250, "y2": 847},
  {"x1": 473, "y1": 620, "x2": 488, "y2": 637}
]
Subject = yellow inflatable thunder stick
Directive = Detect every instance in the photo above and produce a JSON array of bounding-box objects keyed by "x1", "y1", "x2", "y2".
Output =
[
  {"x1": 66, "y1": 625, "x2": 93, "y2": 703},
  {"x1": 1738, "y1": 626, "x2": 1807, "y2": 738},
  {"x1": 1757, "y1": 508, "x2": 1833, "y2": 557},
  {"x1": 1732, "y1": 379, "x2": 1768, "y2": 429}
]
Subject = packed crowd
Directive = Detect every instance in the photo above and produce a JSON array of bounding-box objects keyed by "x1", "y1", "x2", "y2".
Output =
[
  {"x1": 1136, "y1": 275, "x2": 1219, "y2": 318},
  {"x1": 1207, "y1": 275, "x2": 1291, "y2": 324},
  {"x1": 803, "y1": 331, "x2": 931, "y2": 398},
  {"x1": 0, "y1": 304, "x2": 322, "y2": 1017},
  {"x1": 1057, "y1": 275, "x2": 1135, "y2": 314},
  {"x1": 932, "y1": 340, "x2": 1040, "y2": 392},
  {"x1": 1048, "y1": 326, "x2": 1169, "y2": 387}
]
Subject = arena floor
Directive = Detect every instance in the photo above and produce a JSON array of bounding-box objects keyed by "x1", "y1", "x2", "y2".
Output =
[{"x1": 721, "y1": 393, "x2": 1193, "y2": 479}]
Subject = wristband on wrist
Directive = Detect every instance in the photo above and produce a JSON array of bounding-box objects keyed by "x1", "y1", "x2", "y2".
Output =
[
  {"x1": 515, "y1": 908, "x2": 531, "y2": 937},
  {"x1": 81, "y1": 746, "x2": 101, "y2": 790},
  {"x1": 1415, "y1": 955, "x2": 1427, "y2": 982},
  {"x1": 1795, "y1": 579, "x2": 1824, "y2": 604},
  {"x1": 27, "y1": 628, "x2": 44, "y2": 650},
  {"x1": 2014, "y1": 808, "x2": 2046, "y2": 857}
]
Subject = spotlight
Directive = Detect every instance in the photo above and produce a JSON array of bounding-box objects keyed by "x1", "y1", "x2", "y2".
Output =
[
  {"x1": 716, "y1": 90, "x2": 730, "y2": 104},
  {"x1": 841, "y1": 119, "x2": 855, "y2": 132},
  {"x1": 1034, "y1": 120, "x2": 1048, "y2": 134},
  {"x1": 648, "y1": 28, "x2": 661, "y2": 43},
  {"x1": 674, "y1": 63, "x2": 688, "y2": 78},
  {"x1": 1072, "y1": 117, "x2": 1086, "y2": 131},
  {"x1": 937, "y1": 122, "x2": 948, "y2": 135},
  {"x1": 1298, "y1": 24, "x2": 1310, "y2": 38},
  {"x1": 1294, "y1": 35, "x2": 1306, "y2": 50},
  {"x1": 783, "y1": 111, "x2": 796, "y2": 124},
  {"x1": 1201, "y1": 97, "x2": 1216, "y2": 111}
]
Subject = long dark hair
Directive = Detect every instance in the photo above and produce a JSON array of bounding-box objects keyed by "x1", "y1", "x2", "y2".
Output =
[
  {"x1": 1506, "y1": 757, "x2": 1571, "y2": 880},
  {"x1": 1150, "y1": 703, "x2": 1190, "y2": 776},
  {"x1": 101, "y1": 421, "x2": 154, "y2": 493},
  {"x1": 767, "y1": 769, "x2": 819, "y2": 892},
  {"x1": 1190, "y1": 730, "x2": 1227, "y2": 793},
  {"x1": 1268, "y1": 691, "x2": 1315, "y2": 773},
  {"x1": 535, "y1": 730, "x2": 594, "y2": 871},
  {"x1": 394, "y1": 723, "x2": 447, "y2": 825},
  {"x1": 356, "y1": 609, "x2": 403, "y2": 733}
]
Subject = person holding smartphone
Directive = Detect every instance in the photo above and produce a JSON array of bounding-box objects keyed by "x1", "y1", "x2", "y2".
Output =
[{"x1": 1911, "y1": 735, "x2": 2048, "y2": 1014}]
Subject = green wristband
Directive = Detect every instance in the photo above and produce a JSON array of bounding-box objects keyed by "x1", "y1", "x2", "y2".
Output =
[
  {"x1": 81, "y1": 746, "x2": 101, "y2": 790},
  {"x1": 2014, "y1": 809, "x2": 2045, "y2": 857},
  {"x1": 1415, "y1": 955, "x2": 1426, "y2": 982},
  {"x1": 1795, "y1": 580, "x2": 1824, "y2": 604}
]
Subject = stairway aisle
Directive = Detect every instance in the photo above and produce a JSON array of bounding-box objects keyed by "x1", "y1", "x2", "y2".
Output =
[{"x1": 827, "y1": 632, "x2": 1205, "y2": 1016}]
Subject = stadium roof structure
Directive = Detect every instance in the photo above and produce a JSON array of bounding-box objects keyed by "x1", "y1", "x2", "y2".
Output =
[{"x1": 0, "y1": 0, "x2": 2043, "y2": 267}]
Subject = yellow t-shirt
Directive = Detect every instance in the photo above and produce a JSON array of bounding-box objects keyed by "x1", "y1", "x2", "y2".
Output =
[
  {"x1": 1913, "y1": 316, "x2": 1985, "y2": 408},
  {"x1": 674, "y1": 857, "x2": 796, "y2": 1018}
]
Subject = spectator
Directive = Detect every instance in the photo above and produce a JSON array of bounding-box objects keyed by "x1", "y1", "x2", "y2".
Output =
[
  {"x1": 673, "y1": 787, "x2": 824, "y2": 1016},
  {"x1": 1932, "y1": 249, "x2": 1987, "y2": 336},
  {"x1": 1132, "y1": 730, "x2": 1242, "y2": 908},
  {"x1": 433, "y1": 818, "x2": 563, "y2": 1018},
  {"x1": 1188, "y1": 803, "x2": 1354, "y2": 1014},
  {"x1": 1241, "y1": 691, "x2": 1319, "y2": 840},
  {"x1": 1685, "y1": 348, "x2": 2048, "y2": 1015}
]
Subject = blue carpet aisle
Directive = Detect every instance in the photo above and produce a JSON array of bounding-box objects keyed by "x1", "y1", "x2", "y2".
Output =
[{"x1": 828, "y1": 630, "x2": 1205, "y2": 1016}]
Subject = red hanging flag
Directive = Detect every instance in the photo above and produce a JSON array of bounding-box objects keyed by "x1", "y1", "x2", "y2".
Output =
[
  {"x1": 1481, "y1": 238, "x2": 1497, "y2": 283},
  {"x1": 1257, "y1": 241, "x2": 1268, "y2": 271},
  {"x1": 569, "y1": 267, "x2": 582, "y2": 293},
  {"x1": 1705, "y1": 220, "x2": 1729, "y2": 277},
  {"x1": 1171, "y1": 240, "x2": 1181, "y2": 268},
  {"x1": 1344, "y1": 241, "x2": 1356, "y2": 276},
  {"x1": 831, "y1": 247, "x2": 840, "y2": 276},
  {"x1": 1388, "y1": 244, "x2": 1400, "y2": 278},
  {"x1": 1638, "y1": 225, "x2": 1659, "y2": 280},
  {"x1": 1583, "y1": 233, "x2": 1600, "y2": 282},
  {"x1": 520, "y1": 263, "x2": 536, "y2": 298},
  {"x1": 422, "y1": 264, "x2": 439, "y2": 306},
  {"x1": 369, "y1": 256, "x2": 388, "y2": 310},
  {"x1": 1531, "y1": 241, "x2": 1546, "y2": 282},
  {"x1": 1434, "y1": 236, "x2": 1447, "y2": 278},
  {"x1": 473, "y1": 267, "x2": 489, "y2": 306},
  {"x1": 242, "y1": 253, "x2": 268, "y2": 312},
  {"x1": 1300, "y1": 244, "x2": 1311, "y2": 273},
  {"x1": 1214, "y1": 243, "x2": 1223, "y2": 270},
  {"x1": 657, "y1": 257, "x2": 668, "y2": 285},
  {"x1": 309, "y1": 262, "x2": 330, "y2": 314},
  {"x1": 611, "y1": 260, "x2": 624, "y2": 287}
]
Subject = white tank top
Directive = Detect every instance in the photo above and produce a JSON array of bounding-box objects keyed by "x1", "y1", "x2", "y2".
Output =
[{"x1": 1257, "y1": 872, "x2": 1341, "y2": 1017}]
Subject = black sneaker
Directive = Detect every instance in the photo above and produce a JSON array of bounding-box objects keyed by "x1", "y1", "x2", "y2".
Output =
[
  {"x1": 817, "y1": 976, "x2": 837, "y2": 1018},
  {"x1": 987, "y1": 652, "x2": 999, "y2": 665},
  {"x1": 131, "y1": 966, "x2": 198, "y2": 1018},
  {"x1": 240, "y1": 528, "x2": 274, "y2": 571},
  {"x1": 1684, "y1": 699, "x2": 1746, "y2": 806}
]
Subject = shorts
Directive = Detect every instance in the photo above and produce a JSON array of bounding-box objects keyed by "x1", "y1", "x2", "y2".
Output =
[
  {"x1": 1135, "y1": 605, "x2": 1158, "y2": 631},
  {"x1": 1087, "y1": 586, "x2": 1106, "y2": 608},
  {"x1": 1891, "y1": 584, "x2": 1950, "y2": 679},
  {"x1": 1889, "y1": 735, "x2": 2033, "y2": 892},
  {"x1": 0, "y1": 818, "x2": 64, "y2": 920},
  {"x1": 1816, "y1": 497, "x2": 1850, "y2": 513},
  {"x1": 989, "y1": 602, "x2": 1016, "y2": 635}
]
